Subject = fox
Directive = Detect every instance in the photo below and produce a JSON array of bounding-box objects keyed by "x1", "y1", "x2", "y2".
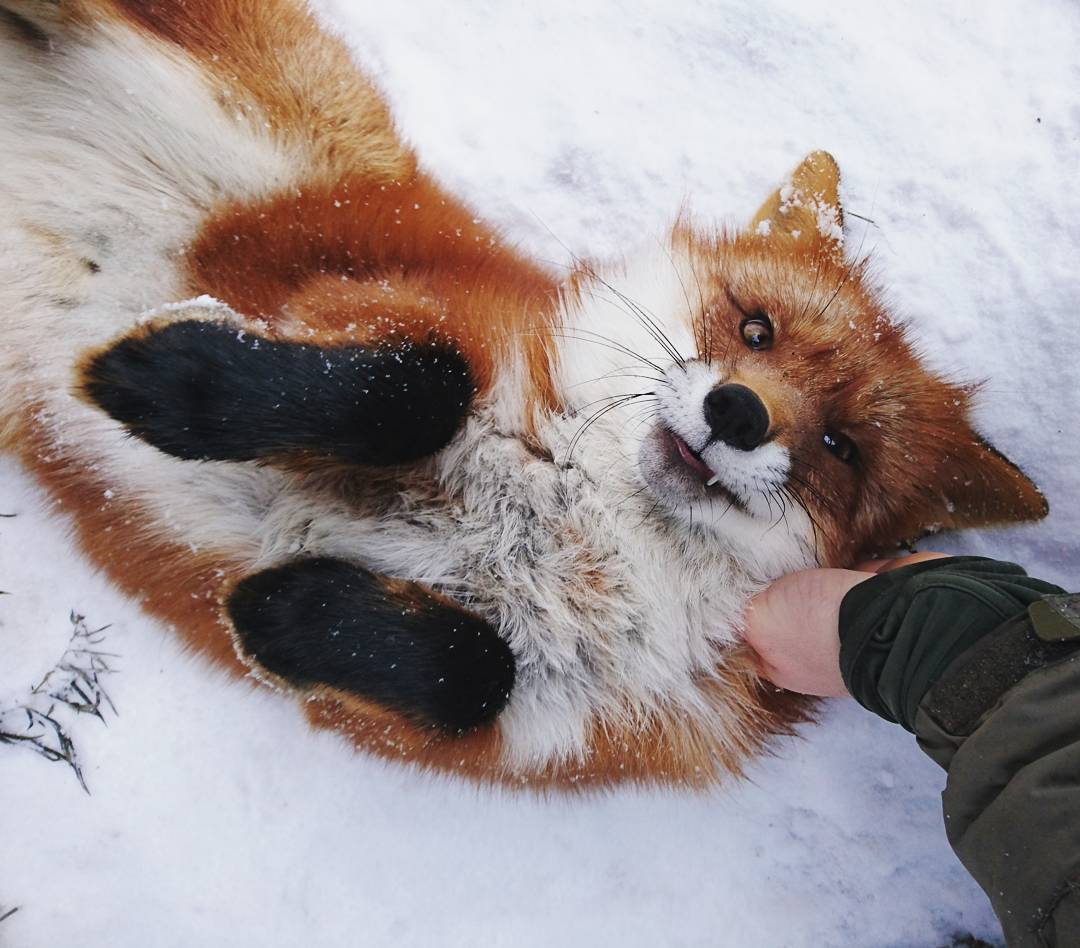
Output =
[{"x1": 0, "y1": 0, "x2": 1048, "y2": 787}]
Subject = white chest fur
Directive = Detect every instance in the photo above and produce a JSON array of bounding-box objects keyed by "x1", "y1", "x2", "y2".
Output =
[{"x1": 432, "y1": 406, "x2": 765, "y2": 766}]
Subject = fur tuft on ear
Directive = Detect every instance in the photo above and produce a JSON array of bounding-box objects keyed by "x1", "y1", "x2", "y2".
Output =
[{"x1": 749, "y1": 151, "x2": 845, "y2": 263}]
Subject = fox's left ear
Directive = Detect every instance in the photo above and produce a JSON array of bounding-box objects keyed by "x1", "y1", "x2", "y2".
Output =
[
  {"x1": 909, "y1": 429, "x2": 1048, "y2": 537},
  {"x1": 749, "y1": 151, "x2": 845, "y2": 264}
]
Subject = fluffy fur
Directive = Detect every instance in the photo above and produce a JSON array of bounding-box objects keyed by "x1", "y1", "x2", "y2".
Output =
[{"x1": 0, "y1": 0, "x2": 1048, "y2": 786}]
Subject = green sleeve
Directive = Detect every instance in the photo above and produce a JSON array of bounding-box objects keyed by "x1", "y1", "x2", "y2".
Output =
[
  {"x1": 918, "y1": 634, "x2": 1080, "y2": 947},
  {"x1": 837, "y1": 555, "x2": 1080, "y2": 946},
  {"x1": 837, "y1": 556, "x2": 1063, "y2": 732}
]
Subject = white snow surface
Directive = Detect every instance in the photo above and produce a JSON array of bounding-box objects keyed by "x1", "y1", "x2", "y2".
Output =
[{"x1": 3, "y1": 1, "x2": 1079, "y2": 945}]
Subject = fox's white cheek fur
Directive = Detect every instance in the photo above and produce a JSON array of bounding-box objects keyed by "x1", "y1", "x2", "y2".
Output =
[
  {"x1": 659, "y1": 361, "x2": 718, "y2": 444},
  {"x1": 555, "y1": 245, "x2": 701, "y2": 409}
]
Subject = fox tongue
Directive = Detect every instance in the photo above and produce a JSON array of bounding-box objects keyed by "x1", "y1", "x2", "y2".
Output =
[{"x1": 673, "y1": 433, "x2": 716, "y2": 482}]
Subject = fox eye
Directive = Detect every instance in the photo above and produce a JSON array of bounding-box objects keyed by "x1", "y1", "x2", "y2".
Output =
[
  {"x1": 823, "y1": 431, "x2": 857, "y2": 464},
  {"x1": 740, "y1": 314, "x2": 773, "y2": 351}
]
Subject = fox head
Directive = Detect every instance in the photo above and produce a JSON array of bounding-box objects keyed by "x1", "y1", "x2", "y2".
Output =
[{"x1": 558, "y1": 151, "x2": 1047, "y2": 570}]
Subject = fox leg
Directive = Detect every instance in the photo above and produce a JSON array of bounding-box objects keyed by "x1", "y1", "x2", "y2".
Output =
[
  {"x1": 78, "y1": 300, "x2": 475, "y2": 466},
  {"x1": 227, "y1": 558, "x2": 515, "y2": 732},
  {"x1": 77, "y1": 301, "x2": 508, "y2": 731}
]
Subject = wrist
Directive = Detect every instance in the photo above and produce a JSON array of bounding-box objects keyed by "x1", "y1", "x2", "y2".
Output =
[{"x1": 837, "y1": 557, "x2": 1063, "y2": 731}]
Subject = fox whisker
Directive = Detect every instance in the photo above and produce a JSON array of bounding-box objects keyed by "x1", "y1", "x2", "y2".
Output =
[
  {"x1": 786, "y1": 469, "x2": 834, "y2": 512},
  {"x1": 656, "y1": 235, "x2": 706, "y2": 367},
  {"x1": 566, "y1": 367, "x2": 670, "y2": 389},
  {"x1": 570, "y1": 390, "x2": 656, "y2": 417},
  {"x1": 587, "y1": 282, "x2": 687, "y2": 370},
  {"x1": 759, "y1": 489, "x2": 780, "y2": 535},
  {"x1": 782, "y1": 484, "x2": 823, "y2": 548},
  {"x1": 812, "y1": 215, "x2": 875, "y2": 323},
  {"x1": 540, "y1": 327, "x2": 667, "y2": 375},
  {"x1": 685, "y1": 254, "x2": 710, "y2": 366},
  {"x1": 525, "y1": 223, "x2": 687, "y2": 371},
  {"x1": 796, "y1": 257, "x2": 823, "y2": 324},
  {"x1": 564, "y1": 392, "x2": 652, "y2": 465},
  {"x1": 613, "y1": 484, "x2": 652, "y2": 511},
  {"x1": 574, "y1": 258, "x2": 686, "y2": 369}
]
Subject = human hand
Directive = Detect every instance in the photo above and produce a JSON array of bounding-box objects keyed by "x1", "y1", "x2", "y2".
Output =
[{"x1": 743, "y1": 553, "x2": 949, "y2": 696}]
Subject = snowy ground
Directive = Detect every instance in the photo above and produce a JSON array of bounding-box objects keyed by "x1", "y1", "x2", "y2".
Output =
[{"x1": 2, "y1": 1, "x2": 1079, "y2": 945}]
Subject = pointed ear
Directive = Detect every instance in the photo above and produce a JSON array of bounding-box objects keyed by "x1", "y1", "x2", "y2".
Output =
[
  {"x1": 905, "y1": 430, "x2": 1048, "y2": 539},
  {"x1": 749, "y1": 151, "x2": 845, "y2": 264}
]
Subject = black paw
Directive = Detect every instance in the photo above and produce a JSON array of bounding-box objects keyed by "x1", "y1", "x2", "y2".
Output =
[
  {"x1": 227, "y1": 558, "x2": 515, "y2": 732},
  {"x1": 81, "y1": 320, "x2": 474, "y2": 465}
]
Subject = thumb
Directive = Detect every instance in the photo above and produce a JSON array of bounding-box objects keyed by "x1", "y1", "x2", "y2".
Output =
[{"x1": 743, "y1": 569, "x2": 870, "y2": 697}]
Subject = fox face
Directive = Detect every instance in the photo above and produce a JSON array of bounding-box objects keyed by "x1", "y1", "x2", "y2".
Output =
[{"x1": 558, "y1": 153, "x2": 1046, "y2": 578}]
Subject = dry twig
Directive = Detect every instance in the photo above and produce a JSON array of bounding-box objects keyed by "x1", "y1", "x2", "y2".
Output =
[{"x1": 0, "y1": 612, "x2": 117, "y2": 792}]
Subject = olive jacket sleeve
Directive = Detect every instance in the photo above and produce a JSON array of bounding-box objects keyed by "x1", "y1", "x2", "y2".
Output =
[{"x1": 838, "y1": 557, "x2": 1080, "y2": 948}]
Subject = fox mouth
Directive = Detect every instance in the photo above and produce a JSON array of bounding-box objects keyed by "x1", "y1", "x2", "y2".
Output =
[
  {"x1": 670, "y1": 430, "x2": 714, "y2": 481},
  {"x1": 644, "y1": 425, "x2": 745, "y2": 512}
]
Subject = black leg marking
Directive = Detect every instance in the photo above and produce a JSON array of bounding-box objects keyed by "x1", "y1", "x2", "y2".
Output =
[
  {"x1": 0, "y1": 8, "x2": 52, "y2": 49},
  {"x1": 81, "y1": 321, "x2": 474, "y2": 465},
  {"x1": 227, "y1": 559, "x2": 515, "y2": 732}
]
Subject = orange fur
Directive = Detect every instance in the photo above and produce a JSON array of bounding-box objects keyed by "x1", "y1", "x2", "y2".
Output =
[
  {"x1": 185, "y1": 175, "x2": 561, "y2": 407},
  {"x1": 676, "y1": 224, "x2": 1048, "y2": 565},
  {"x1": 104, "y1": 0, "x2": 411, "y2": 182}
]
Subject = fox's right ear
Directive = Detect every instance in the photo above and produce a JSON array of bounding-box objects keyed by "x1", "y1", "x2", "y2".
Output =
[
  {"x1": 914, "y1": 429, "x2": 1049, "y2": 534},
  {"x1": 881, "y1": 425, "x2": 1049, "y2": 555},
  {"x1": 748, "y1": 151, "x2": 845, "y2": 264}
]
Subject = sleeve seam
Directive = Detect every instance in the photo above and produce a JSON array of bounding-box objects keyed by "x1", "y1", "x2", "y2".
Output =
[
  {"x1": 1033, "y1": 869, "x2": 1080, "y2": 944},
  {"x1": 907, "y1": 579, "x2": 1019, "y2": 623}
]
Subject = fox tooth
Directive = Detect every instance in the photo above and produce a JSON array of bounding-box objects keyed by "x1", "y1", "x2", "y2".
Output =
[{"x1": 706, "y1": 473, "x2": 722, "y2": 487}]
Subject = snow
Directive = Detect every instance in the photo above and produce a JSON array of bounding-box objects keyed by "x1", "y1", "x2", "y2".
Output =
[
  {"x1": 142, "y1": 295, "x2": 230, "y2": 318},
  {"x1": 3, "y1": 0, "x2": 1079, "y2": 944}
]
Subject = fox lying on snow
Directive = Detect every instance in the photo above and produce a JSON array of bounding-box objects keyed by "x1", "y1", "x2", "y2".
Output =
[{"x1": 0, "y1": 0, "x2": 1047, "y2": 786}]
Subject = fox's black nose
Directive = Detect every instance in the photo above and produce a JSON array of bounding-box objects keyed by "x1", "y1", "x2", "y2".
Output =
[{"x1": 703, "y1": 384, "x2": 769, "y2": 451}]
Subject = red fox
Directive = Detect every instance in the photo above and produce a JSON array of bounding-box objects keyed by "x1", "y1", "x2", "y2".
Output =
[{"x1": 0, "y1": 0, "x2": 1047, "y2": 786}]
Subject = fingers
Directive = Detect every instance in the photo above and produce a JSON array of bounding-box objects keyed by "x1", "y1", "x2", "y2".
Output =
[
  {"x1": 743, "y1": 569, "x2": 869, "y2": 697},
  {"x1": 744, "y1": 556, "x2": 953, "y2": 697}
]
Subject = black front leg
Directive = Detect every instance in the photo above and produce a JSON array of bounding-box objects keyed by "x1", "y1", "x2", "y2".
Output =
[
  {"x1": 226, "y1": 558, "x2": 515, "y2": 732},
  {"x1": 81, "y1": 320, "x2": 474, "y2": 465}
]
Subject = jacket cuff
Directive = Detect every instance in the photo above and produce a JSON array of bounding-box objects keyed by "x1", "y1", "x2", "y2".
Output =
[
  {"x1": 838, "y1": 557, "x2": 1063, "y2": 731},
  {"x1": 920, "y1": 600, "x2": 1080, "y2": 737}
]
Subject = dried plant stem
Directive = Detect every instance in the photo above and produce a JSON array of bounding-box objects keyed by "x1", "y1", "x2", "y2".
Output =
[{"x1": 0, "y1": 612, "x2": 117, "y2": 793}]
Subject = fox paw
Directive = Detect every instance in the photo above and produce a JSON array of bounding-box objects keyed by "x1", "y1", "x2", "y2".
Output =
[
  {"x1": 80, "y1": 318, "x2": 474, "y2": 465},
  {"x1": 226, "y1": 558, "x2": 515, "y2": 732}
]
